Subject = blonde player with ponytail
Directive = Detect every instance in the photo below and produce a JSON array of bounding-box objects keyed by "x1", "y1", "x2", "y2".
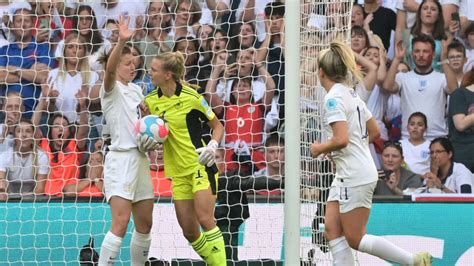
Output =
[
  {"x1": 147, "y1": 52, "x2": 226, "y2": 265},
  {"x1": 310, "y1": 41, "x2": 432, "y2": 266}
]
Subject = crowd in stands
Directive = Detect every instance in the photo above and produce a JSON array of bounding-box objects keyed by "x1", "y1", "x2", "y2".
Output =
[{"x1": 0, "y1": 0, "x2": 473, "y2": 201}]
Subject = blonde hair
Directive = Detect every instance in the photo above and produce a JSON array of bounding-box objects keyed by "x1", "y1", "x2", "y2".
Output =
[
  {"x1": 318, "y1": 41, "x2": 362, "y2": 86},
  {"x1": 58, "y1": 33, "x2": 91, "y2": 85},
  {"x1": 155, "y1": 52, "x2": 186, "y2": 82}
]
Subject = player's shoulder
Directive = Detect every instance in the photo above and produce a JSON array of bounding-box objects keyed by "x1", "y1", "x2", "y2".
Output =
[{"x1": 180, "y1": 83, "x2": 201, "y2": 100}]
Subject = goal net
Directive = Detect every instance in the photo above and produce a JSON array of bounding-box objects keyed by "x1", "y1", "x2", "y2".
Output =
[
  {"x1": 298, "y1": 0, "x2": 353, "y2": 265},
  {"x1": 0, "y1": 0, "x2": 352, "y2": 265}
]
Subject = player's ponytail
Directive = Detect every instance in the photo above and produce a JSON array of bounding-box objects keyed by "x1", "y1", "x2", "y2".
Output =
[
  {"x1": 318, "y1": 41, "x2": 362, "y2": 86},
  {"x1": 155, "y1": 52, "x2": 186, "y2": 82}
]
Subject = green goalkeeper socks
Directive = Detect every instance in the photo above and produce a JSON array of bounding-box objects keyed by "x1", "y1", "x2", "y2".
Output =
[
  {"x1": 191, "y1": 233, "x2": 211, "y2": 261},
  {"x1": 203, "y1": 227, "x2": 227, "y2": 266},
  {"x1": 191, "y1": 228, "x2": 227, "y2": 266}
]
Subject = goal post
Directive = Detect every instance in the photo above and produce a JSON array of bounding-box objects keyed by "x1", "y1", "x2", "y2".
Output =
[{"x1": 284, "y1": 0, "x2": 301, "y2": 264}]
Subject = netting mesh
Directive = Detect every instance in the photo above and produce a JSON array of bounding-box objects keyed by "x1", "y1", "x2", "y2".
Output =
[
  {"x1": 0, "y1": 0, "x2": 353, "y2": 264},
  {"x1": 299, "y1": 1, "x2": 353, "y2": 264}
]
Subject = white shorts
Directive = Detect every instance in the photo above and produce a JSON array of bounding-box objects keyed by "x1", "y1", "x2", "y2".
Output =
[
  {"x1": 327, "y1": 182, "x2": 377, "y2": 213},
  {"x1": 104, "y1": 149, "x2": 154, "y2": 203}
]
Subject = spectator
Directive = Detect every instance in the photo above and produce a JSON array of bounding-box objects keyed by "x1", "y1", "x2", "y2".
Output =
[
  {"x1": 401, "y1": 112, "x2": 431, "y2": 175},
  {"x1": 448, "y1": 67, "x2": 474, "y2": 172},
  {"x1": 55, "y1": 5, "x2": 112, "y2": 73},
  {"x1": 215, "y1": 145, "x2": 283, "y2": 261},
  {"x1": 254, "y1": 134, "x2": 285, "y2": 195},
  {"x1": 33, "y1": 84, "x2": 90, "y2": 197},
  {"x1": 138, "y1": 0, "x2": 173, "y2": 70},
  {"x1": 48, "y1": 32, "x2": 101, "y2": 123},
  {"x1": 363, "y1": 46, "x2": 389, "y2": 166},
  {"x1": 383, "y1": 35, "x2": 458, "y2": 140},
  {"x1": 423, "y1": 137, "x2": 473, "y2": 193},
  {"x1": 351, "y1": 26, "x2": 371, "y2": 54},
  {"x1": 0, "y1": 8, "x2": 56, "y2": 117},
  {"x1": 149, "y1": 146, "x2": 172, "y2": 197},
  {"x1": 441, "y1": 0, "x2": 460, "y2": 31},
  {"x1": 375, "y1": 141, "x2": 423, "y2": 196},
  {"x1": 32, "y1": 1, "x2": 73, "y2": 44},
  {"x1": 169, "y1": 0, "x2": 202, "y2": 40},
  {"x1": 0, "y1": 92, "x2": 24, "y2": 153},
  {"x1": 351, "y1": 3, "x2": 366, "y2": 28},
  {"x1": 77, "y1": 150, "x2": 104, "y2": 198},
  {"x1": 103, "y1": 19, "x2": 119, "y2": 46},
  {"x1": 362, "y1": 0, "x2": 397, "y2": 51},
  {"x1": 261, "y1": 2, "x2": 285, "y2": 132},
  {"x1": 196, "y1": 23, "x2": 216, "y2": 58},
  {"x1": 395, "y1": 0, "x2": 422, "y2": 44},
  {"x1": 199, "y1": 0, "x2": 230, "y2": 27},
  {"x1": 445, "y1": 41, "x2": 468, "y2": 85},
  {"x1": 173, "y1": 36, "x2": 210, "y2": 89},
  {"x1": 129, "y1": 45, "x2": 153, "y2": 95},
  {"x1": 230, "y1": 21, "x2": 261, "y2": 51},
  {"x1": 206, "y1": 52, "x2": 275, "y2": 171},
  {"x1": 198, "y1": 27, "x2": 227, "y2": 73},
  {"x1": 0, "y1": 1, "x2": 31, "y2": 48},
  {"x1": 407, "y1": 0, "x2": 447, "y2": 71},
  {"x1": 459, "y1": 0, "x2": 474, "y2": 34},
  {"x1": 216, "y1": 48, "x2": 267, "y2": 104},
  {"x1": 0, "y1": 119, "x2": 49, "y2": 200},
  {"x1": 90, "y1": 0, "x2": 147, "y2": 30},
  {"x1": 462, "y1": 22, "x2": 474, "y2": 70}
]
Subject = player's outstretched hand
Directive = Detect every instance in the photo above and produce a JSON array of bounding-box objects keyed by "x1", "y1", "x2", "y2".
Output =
[
  {"x1": 137, "y1": 134, "x2": 160, "y2": 153},
  {"x1": 196, "y1": 140, "x2": 219, "y2": 167}
]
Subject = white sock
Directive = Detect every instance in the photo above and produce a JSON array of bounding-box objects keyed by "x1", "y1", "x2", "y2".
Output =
[
  {"x1": 131, "y1": 230, "x2": 151, "y2": 265},
  {"x1": 329, "y1": 236, "x2": 355, "y2": 266},
  {"x1": 99, "y1": 231, "x2": 123, "y2": 266},
  {"x1": 358, "y1": 234, "x2": 414, "y2": 264}
]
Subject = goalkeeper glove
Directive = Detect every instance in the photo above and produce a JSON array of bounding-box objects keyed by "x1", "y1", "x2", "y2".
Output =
[
  {"x1": 196, "y1": 139, "x2": 219, "y2": 167},
  {"x1": 137, "y1": 134, "x2": 160, "y2": 153}
]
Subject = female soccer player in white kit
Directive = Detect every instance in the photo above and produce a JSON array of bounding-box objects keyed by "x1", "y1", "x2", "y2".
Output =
[
  {"x1": 98, "y1": 16, "x2": 159, "y2": 265},
  {"x1": 310, "y1": 41, "x2": 432, "y2": 266}
]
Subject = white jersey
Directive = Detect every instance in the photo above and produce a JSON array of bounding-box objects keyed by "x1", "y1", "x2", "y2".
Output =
[
  {"x1": 445, "y1": 163, "x2": 474, "y2": 194},
  {"x1": 101, "y1": 81, "x2": 144, "y2": 151},
  {"x1": 47, "y1": 69, "x2": 100, "y2": 123},
  {"x1": 0, "y1": 147, "x2": 49, "y2": 194},
  {"x1": 323, "y1": 83, "x2": 378, "y2": 187},
  {"x1": 395, "y1": 70, "x2": 449, "y2": 140},
  {"x1": 400, "y1": 139, "x2": 431, "y2": 175}
]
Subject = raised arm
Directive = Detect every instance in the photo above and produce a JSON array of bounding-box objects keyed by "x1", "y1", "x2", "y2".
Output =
[
  {"x1": 441, "y1": 40, "x2": 459, "y2": 94},
  {"x1": 367, "y1": 117, "x2": 381, "y2": 143},
  {"x1": 75, "y1": 90, "x2": 90, "y2": 151},
  {"x1": 103, "y1": 16, "x2": 133, "y2": 93},
  {"x1": 395, "y1": 9, "x2": 407, "y2": 45},
  {"x1": 355, "y1": 52, "x2": 378, "y2": 92},
  {"x1": 242, "y1": 0, "x2": 255, "y2": 22},
  {"x1": 206, "y1": 0, "x2": 230, "y2": 20},
  {"x1": 204, "y1": 52, "x2": 227, "y2": 116},
  {"x1": 376, "y1": 48, "x2": 388, "y2": 87},
  {"x1": 383, "y1": 42, "x2": 405, "y2": 94},
  {"x1": 257, "y1": 63, "x2": 276, "y2": 109}
]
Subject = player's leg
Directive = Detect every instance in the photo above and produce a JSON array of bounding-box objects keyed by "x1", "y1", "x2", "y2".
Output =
[
  {"x1": 131, "y1": 199, "x2": 154, "y2": 265},
  {"x1": 99, "y1": 196, "x2": 132, "y2": 266},
  {"x1": 325, "y1": 190, "x2": 355, "y2": 266},
  {"x1": 100, "y1": 151, "x2": 136, "y2": 266},
  {"x1": 194, "y1": 169, "x2": 226, "y2": 266},
  {"x1": 129, "y1": 154, "x2": 156, "y2": 265},
  {"x1": 340, "y1": 183, "x2": 430, "y2": 265},
  {"x1": 173, "y1": 175, "x2": 214, "y2": 262}
]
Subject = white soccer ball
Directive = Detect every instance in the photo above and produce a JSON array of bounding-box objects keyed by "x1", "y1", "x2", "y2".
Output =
[{"x1": 135, "y1": 115, "x2": 169, "y2": 143}]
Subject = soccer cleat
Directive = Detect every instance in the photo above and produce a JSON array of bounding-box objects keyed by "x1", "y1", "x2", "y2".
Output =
[{"x1": 414, "y1": 252, "x2": 433, "y2": 266}]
